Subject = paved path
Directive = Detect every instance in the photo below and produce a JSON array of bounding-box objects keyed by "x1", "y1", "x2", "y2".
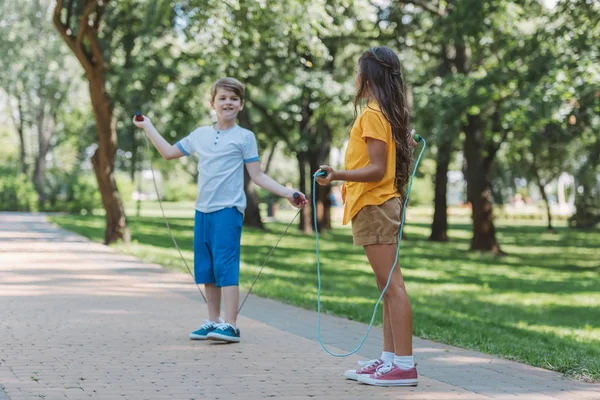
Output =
[{"x1": 1, "y1": 213, "x2": 599, "y2": 400}]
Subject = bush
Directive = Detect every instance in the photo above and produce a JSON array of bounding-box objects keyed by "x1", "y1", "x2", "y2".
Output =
[
  {"x1": 407, "y1": 176, "x2": 434, "y2": 207},
  {"x1": 41, "y1": 169, "x2": 101, "y2": 214},
  {"x1": 0, "y1": 171, "x2": 39, "y2": 211},
  {"x1": 161, "y1": 179, "x2": 198, "y2": 202}
]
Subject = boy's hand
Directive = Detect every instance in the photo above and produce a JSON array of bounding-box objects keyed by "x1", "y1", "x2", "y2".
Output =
[
  {"x1": 287, "y1": 190, "x2": 308, "y2": 208},
  {"x1": 132, "y1": 114, "x2": 152, "y2": 129},
  {"x1": 316, "y1": 165, "x2": 335, "y2": 186},
  {"x1": 410, "y1": 129, "x2": 419, "y2": 148}
]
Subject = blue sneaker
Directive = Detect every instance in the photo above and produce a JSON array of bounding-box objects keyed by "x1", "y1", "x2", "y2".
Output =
[
  {"x1": 207, "y1": 322, "x2": 241, "y2": 343},
  {"x1": 190, "y1": 318, "x2": 222, "y2": 340}
]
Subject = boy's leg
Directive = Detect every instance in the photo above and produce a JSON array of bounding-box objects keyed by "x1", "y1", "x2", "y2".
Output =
[
  {"x1": 194, "y1": 210, "x2": 218, "y2": 318},
  {"x1": 222, "y1": 285, "x2": 239, "y2": 326},
  {"x1": 205, "y1": 283, "x2": 221, "y2": 322},
  {"x1": 211, "y1": 207, "x2": 243, "y2": 326}
]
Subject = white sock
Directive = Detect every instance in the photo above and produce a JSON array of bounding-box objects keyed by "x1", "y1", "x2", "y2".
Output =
[
  {"x1": 394, "y1": 355, "x2": 415, "y2": 370},
  {"x1": 381, "y1": 351, "x2": 395, "y2": 363}
]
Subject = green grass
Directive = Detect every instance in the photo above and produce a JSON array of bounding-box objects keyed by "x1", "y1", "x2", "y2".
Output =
[{"x1": 49, "y1": 205, "x2": 600, "y2": 382}]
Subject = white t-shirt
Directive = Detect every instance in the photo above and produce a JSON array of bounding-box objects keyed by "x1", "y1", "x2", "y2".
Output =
[{"x1": 176, "y1": 124, "x2": 259, "y2": 214}]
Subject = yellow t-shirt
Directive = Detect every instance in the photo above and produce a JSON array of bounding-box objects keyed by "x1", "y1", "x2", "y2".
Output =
[{"x1": 341, "y1": 102, "x2": 400, "y2": 225}]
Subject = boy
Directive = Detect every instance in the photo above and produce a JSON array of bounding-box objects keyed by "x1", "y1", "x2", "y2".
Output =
[{"x1": 133, "y1": 77, "x2": 307, "y2": 343}]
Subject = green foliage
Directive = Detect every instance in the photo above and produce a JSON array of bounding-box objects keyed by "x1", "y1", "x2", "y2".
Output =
[
  {"x1": 0, "y1": 168, "x2": 38, "y2": 211},
  {"x1": 407, "y1": 177, "x2": 434, "y2": 207},
  {"x1": 40, "y1": 169, "x2": 101, "y2": 214},
  {"x1": 161, "y1": 180, "x2": 198, "y2": 202}
]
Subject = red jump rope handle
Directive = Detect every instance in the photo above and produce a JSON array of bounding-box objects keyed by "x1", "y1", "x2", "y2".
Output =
[{"x1": 134, "y1": 111, "x2": 144, "y2": 121}]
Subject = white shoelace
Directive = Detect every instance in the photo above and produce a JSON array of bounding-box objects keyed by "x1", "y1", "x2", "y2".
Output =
[
  {"x1": 373, "y1": 361, "x2": 394, "y2": 377},
  {"x1": 357, "y1": 359, "x2": 381, "y2": 371},
  {"x1": 219, "y1": 322, "x2": 236, "y2": 331},
  {"x1": 200, "y1": 317, "x2": 224, "y2": 330}
]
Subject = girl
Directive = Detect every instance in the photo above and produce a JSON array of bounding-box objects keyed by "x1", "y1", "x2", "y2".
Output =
[{"x1": 316, "y1": 46, "x2": 418, "y2": 386}]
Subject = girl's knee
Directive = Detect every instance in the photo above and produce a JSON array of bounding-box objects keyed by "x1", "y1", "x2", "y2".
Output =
[{"x1": 382, "y1": 283, "x2": 407, "y2": 299}]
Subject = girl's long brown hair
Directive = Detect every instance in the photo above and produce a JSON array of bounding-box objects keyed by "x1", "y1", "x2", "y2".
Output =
[{"x1": 353, "y1": 46, "x2": 411, "y2": 196}]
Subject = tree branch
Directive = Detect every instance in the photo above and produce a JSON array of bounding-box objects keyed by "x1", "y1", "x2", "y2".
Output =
[
  {"x1": 247, "y1": 99, "x2": 290, "y2": 145},
  {"x1": 393, "y1": 0, "x2": 447, "y2": 16},
  {"x1": 53, "y1": 0, "x2": 93, "y2": 72},
  {"x1": 94, "y1": 2, "x2": 106, "y2": 32},
  {"x1": 66, "y1": 0, "x2": 74, "y2": 27},
  {"x1": 76, "y1": 0, "x2": 99, "y2": 49}
]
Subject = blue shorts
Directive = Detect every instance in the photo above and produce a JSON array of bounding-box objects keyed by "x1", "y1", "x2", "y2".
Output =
[{"x1": 194, "y1": 207, "x2": 243, "y2": 287}]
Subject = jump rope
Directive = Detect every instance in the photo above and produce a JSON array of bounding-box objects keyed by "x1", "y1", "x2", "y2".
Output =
[{"x1": 136, "y1": 111, "x2": 426, "y2": 356}]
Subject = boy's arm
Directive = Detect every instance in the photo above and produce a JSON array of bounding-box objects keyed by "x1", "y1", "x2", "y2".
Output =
[
  {"x1": 132, "y1": 115, "x2": 184, "y2": 160},
  {"x1": 245, "y1": 161, "x2": 294, "y2": 197},
  {"x1": 245, "y1": 161, "x2": 307, "y2": 207}
]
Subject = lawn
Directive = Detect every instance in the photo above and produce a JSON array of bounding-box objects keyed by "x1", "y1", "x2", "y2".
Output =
[{"x1": 49, "y1": 204, "x2": 600, "y2": 382}]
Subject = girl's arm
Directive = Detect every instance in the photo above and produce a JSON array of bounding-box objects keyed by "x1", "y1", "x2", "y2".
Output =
[
  {"x1": 245, "y1": 161, "x2": 307, "y2": 208},
  {"x1": 317, "y1": 138, "x2": 386, "y2": 185},
  {"x1": 317, "y1": 130, "x2": 419, "y2": 186},
  {"x1": 132, "y1": 115, "x2": 184, "y2": 160}
]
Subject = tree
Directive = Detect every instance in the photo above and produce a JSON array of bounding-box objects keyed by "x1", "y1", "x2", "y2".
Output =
[
  {"x1": 53, "y1": 0, "x2": 129, "y2": 244},
  {"x1": 0, "y1": 0, "x2": 72, "y2": 197},
  {"x1": 552, "y1": 0, "x2": 600, "y2": 229}
]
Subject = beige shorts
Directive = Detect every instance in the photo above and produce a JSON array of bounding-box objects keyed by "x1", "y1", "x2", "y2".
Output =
[{"x1": 351, "y1": 197, "x2": 402, "y2": 246}]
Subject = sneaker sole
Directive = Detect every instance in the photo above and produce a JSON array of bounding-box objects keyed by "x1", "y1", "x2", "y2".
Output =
[
  {"x1": 189, "y1": 334, "x2": 209, "y2": 340},
  {"x1": 207, "y1": 333, "x2": 240, "y2": 343},
  {"x1": 344, "y1": 370, "x2": 358, "y2": 380},
  {"x1": 358, "y1": 377, "x2": 418, "y2": 386}
]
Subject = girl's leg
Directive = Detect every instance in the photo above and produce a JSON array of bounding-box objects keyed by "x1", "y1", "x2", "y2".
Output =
[
  {"x1": 375, "y1": 277, "x2": 394, "y2": 354},
  {"x1": 205, "y1": 283, "x2": 221, "y2": 322},
  {"x1": 222, "y1": 285, "x2": 239, "y2": 326},
  {"x1": 364, "y1": 243, "x2": 413, "y2": 356}
]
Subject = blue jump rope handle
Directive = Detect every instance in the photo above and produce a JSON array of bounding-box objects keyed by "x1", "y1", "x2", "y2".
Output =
[{"x1": 293, "y1": 170, "x2": 328, "y2": 200}]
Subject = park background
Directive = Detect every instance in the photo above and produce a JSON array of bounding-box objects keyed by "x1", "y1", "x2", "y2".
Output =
[{"x1": 0, "y1": 0, "x2": 598, "y2": 383}]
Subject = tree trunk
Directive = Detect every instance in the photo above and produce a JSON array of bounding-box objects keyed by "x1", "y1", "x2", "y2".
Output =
[
  {"x1": 430, "y1": 137, "x2": 451, "y2": 241},
  {"x1": 309, "y1": 121, "x2": 333, "y2": 231},
  {"x1": 297, "y1": 85, "x2": 315, "y2": 234},
  {"x1": 537, "y1": 178, "x2": 553, "y2": 232},
  {"x1": 532, "y1": 155, "x2": 554, "y2": 232},
  {"x1": 237, "y1": 107, "x2": 264, "y2": 229},
  {"x1": 429, "y1": 49, "x2": 455, "y2": 242},
  {"x1": 32, "y1": 108, "x2": 55, "y2": 200},
  {"x1": 89, "y1": 76, "x2": 130, "y2": 244},
  {"x1": 309, "y1": 152, "x2": 332, "y2": 231},
  {"x1": 463, "y1": 115, "x2": 502, "y2": 254},
  {"x1": 243, "y1": 167, "x2": 264, "y2": 229},
  {"x1": 297, "y1": 152, "x2": 313, "y2": 233},
  {"x1": 15, "y1": 95, "x2": 28, "y2": 174}
]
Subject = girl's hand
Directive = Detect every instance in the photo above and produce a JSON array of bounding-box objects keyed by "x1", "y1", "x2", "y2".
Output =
[
  {"x1": 316, "y1": 165, "x2": 335, "y2": 186},
  {"x1": 287, "y1": 190, "x2": 308, "y2": 208},
  {"x1": 410, "y1": 129, "x2": 419, "y2": 148},
  {"x1": 132, "y1": 114, "x2": 152, "y2": 129}
]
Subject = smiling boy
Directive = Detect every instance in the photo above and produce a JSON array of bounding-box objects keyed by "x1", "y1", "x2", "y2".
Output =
[{"x1": 133, "y1": 77, "x2": 307, "y2": 343}]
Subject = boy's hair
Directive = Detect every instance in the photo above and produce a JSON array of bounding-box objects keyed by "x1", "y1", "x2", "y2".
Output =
[
  {"x1": 211, "y1": 77, "x2": 245, "y2": 101},
  {"x1": 353, "y1": 46, "x2": 411, "y2": 197}
]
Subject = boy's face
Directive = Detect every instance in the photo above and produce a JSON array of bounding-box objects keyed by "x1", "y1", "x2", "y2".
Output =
[{"x1": 211, "y1": 87, "x2": 244, "y2": 122}]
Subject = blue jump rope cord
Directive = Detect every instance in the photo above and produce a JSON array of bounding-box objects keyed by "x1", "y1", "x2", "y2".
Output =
[{"x1": 313, "y1": 138, "x2": 426, "y2": 357}]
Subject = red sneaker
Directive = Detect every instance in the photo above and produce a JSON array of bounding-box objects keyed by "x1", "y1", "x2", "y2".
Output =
[
  {"x1": 344, "y1": 359, "x2": 384, "y2": 381},
  {"x1": 357, "y1": 362, "x2": 418, "y2": 386}
]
